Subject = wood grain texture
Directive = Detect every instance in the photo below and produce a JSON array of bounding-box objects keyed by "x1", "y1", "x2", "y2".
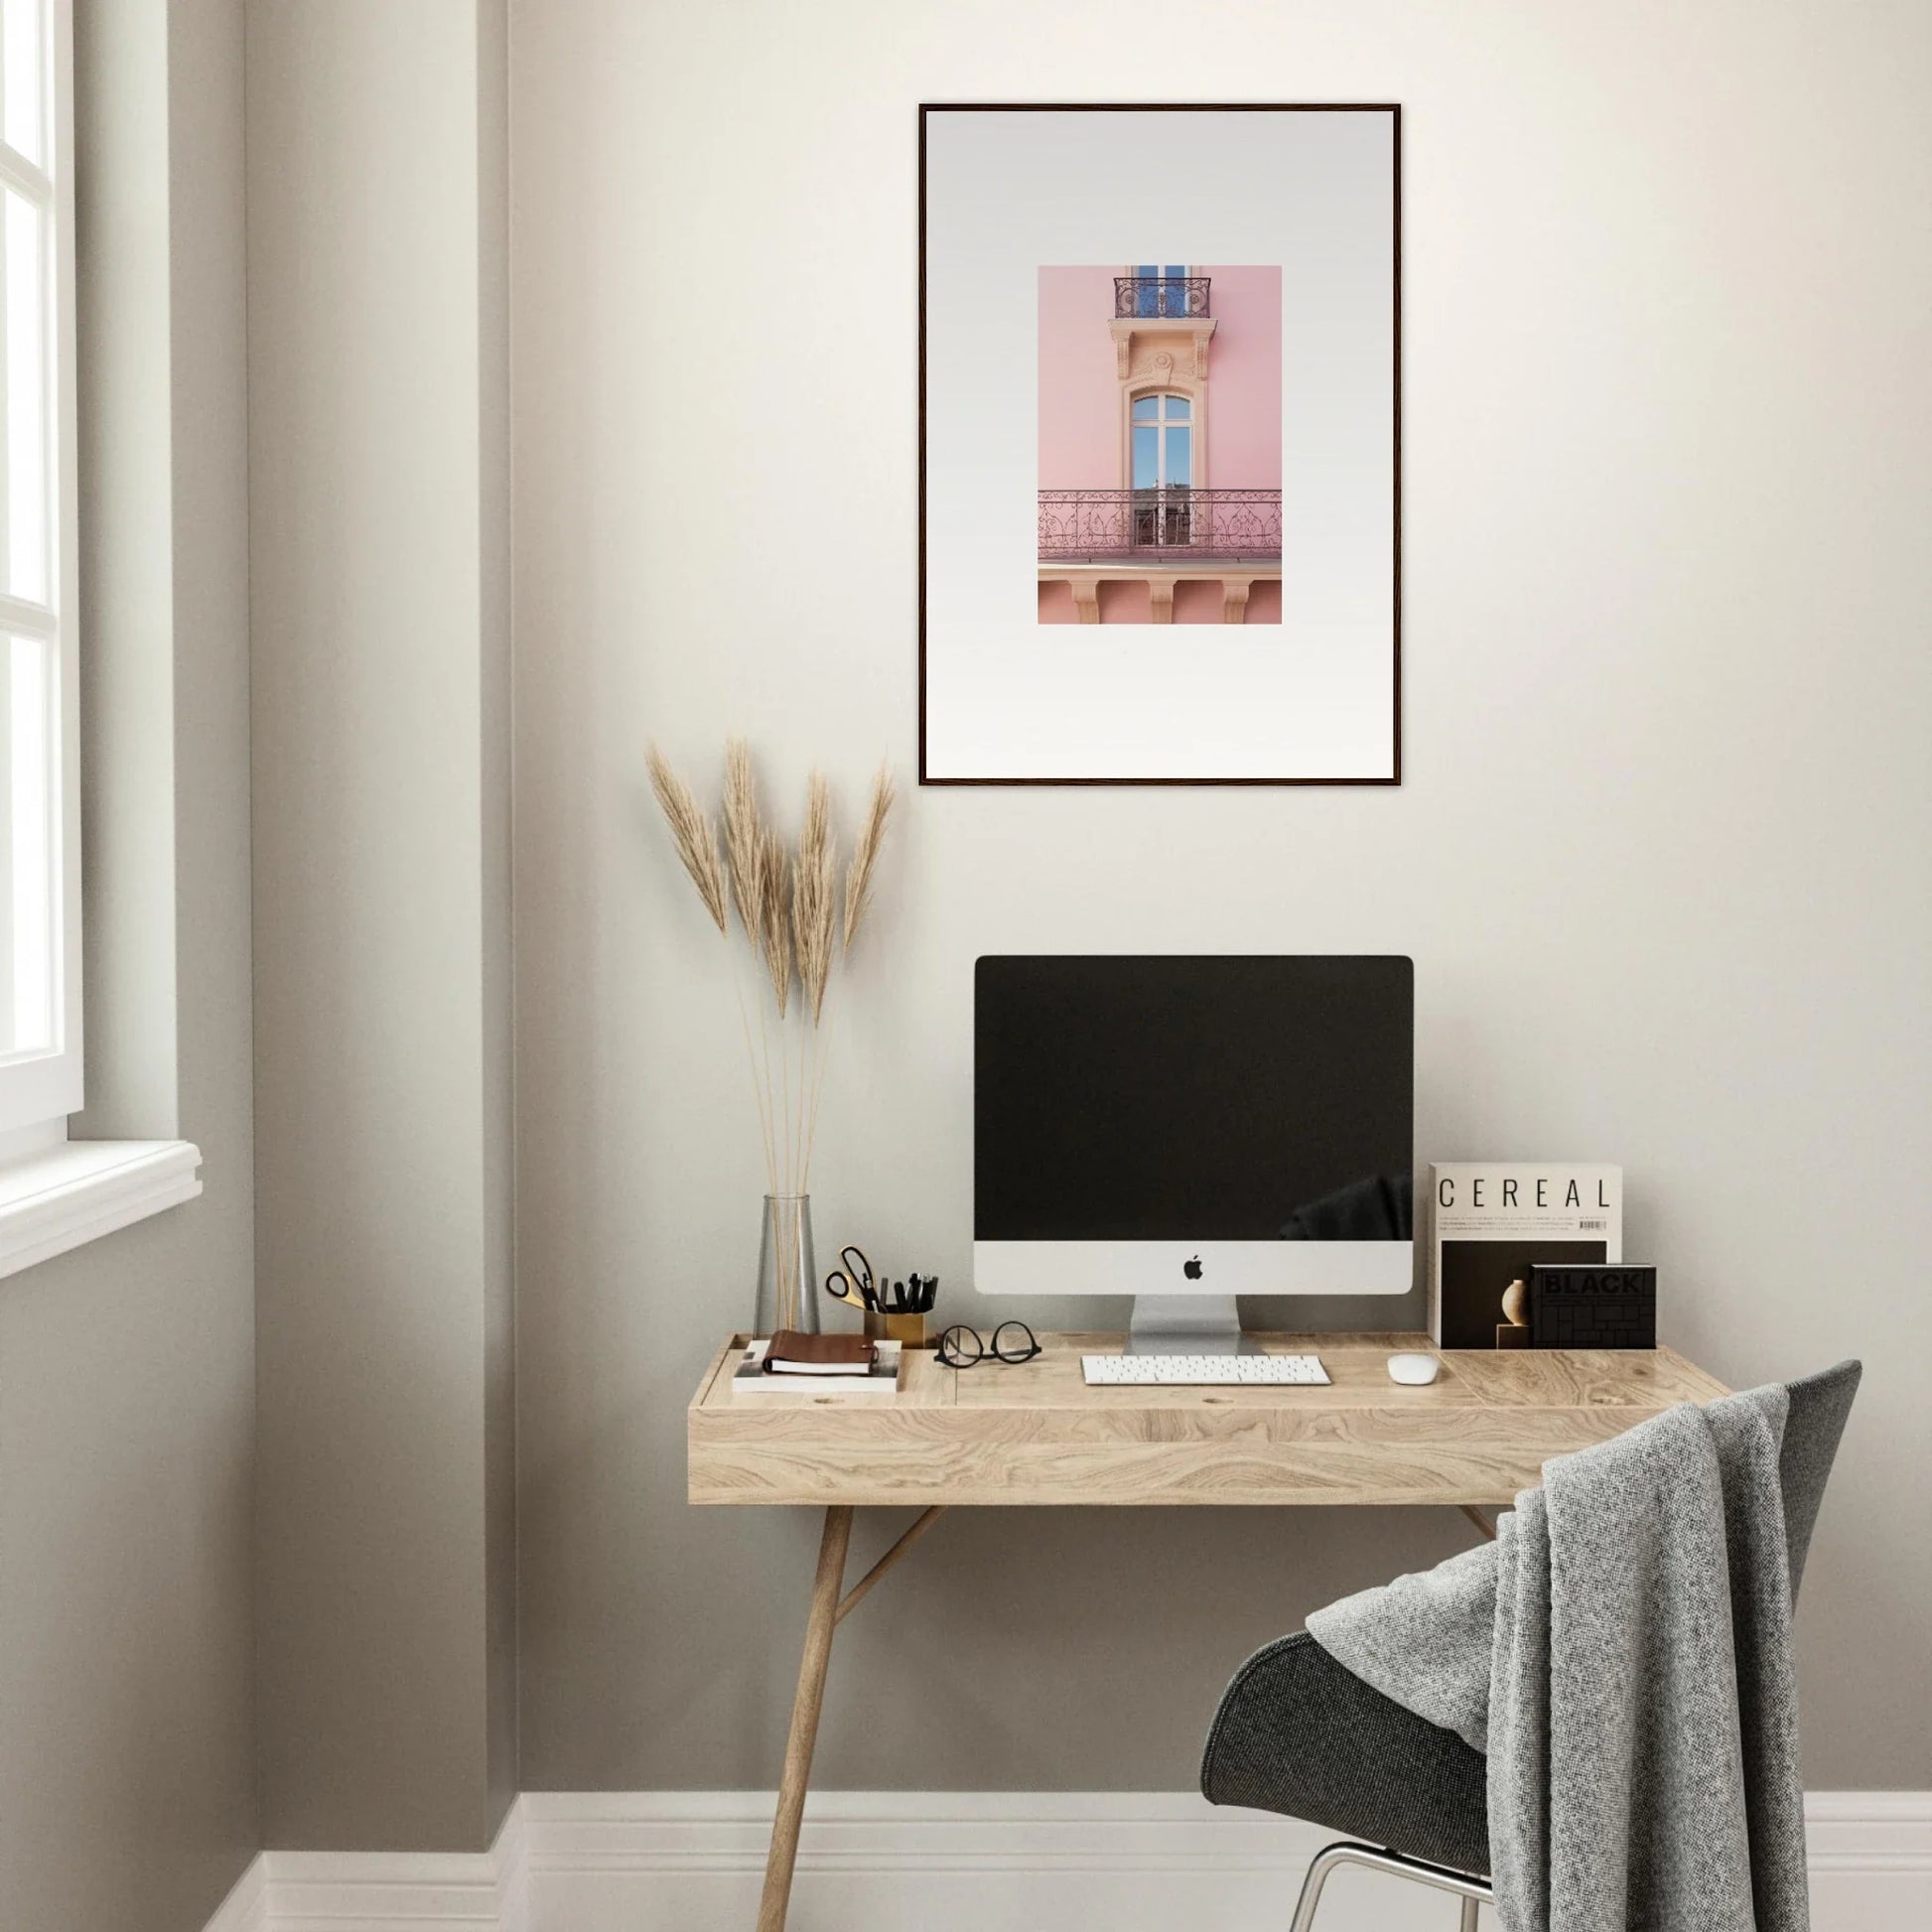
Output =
[
  {"x1": 689, "y1": 1332, "x2": 1730, "y2": 1508},
  {"x1": 757, "y1": 1505, "x2": 852, "y2": 1932}
]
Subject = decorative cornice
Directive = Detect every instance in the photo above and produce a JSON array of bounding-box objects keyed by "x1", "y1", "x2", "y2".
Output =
[{"x1": 1109, "y1": 315, "x2": 1215, "y2": 382}]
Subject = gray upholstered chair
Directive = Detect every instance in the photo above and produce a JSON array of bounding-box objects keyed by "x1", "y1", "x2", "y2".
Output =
[{"x1": 1200, "y1": 1361, "x2": 1861, "y2": 1931}]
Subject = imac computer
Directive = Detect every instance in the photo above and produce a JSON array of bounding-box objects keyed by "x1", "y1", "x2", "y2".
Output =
[{"x1": 974, "y1": 955, "x2": 1414, "y2": 1353}]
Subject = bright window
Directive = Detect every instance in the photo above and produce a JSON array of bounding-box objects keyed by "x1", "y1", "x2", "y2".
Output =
[
  {"x1": 1131, "y1": 392, "x2": 1192, "y2": 489},
  {"x1": 1134, "y1": 263, "x2": 1188, "y2": 318},
  {"x1": 0, "y1": 0, "x2": 77, "y2": 1138}
]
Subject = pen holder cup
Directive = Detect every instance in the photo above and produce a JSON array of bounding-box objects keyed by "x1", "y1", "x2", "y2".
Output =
[{"x1": 866, "y1": 1310, "x2": 927, "y2": 1348}]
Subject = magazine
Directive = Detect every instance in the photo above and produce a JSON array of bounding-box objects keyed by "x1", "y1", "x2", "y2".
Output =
[{"x1": 1430, "y1": 1164, "x2": 1621, "y2": 1349}]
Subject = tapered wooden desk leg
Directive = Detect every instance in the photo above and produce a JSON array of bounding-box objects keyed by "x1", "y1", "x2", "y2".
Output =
[{"x1": 758, "y1": 1504, "x2": 853, "y2": 1932}]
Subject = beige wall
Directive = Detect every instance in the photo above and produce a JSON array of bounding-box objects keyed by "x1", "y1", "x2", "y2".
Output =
[
  {"x1": 0, "y1": 3, "x2": 258, "y2": 1929},
  {"x1": 478, "y1": 0, "x2": 520, "y2": 1836},
  {"x1": 511, "y1": 0, "x2": 1932, "y2": 1795},
  {"x1": 249, "y1": 0, "x2": 516, "y2": 1853}
]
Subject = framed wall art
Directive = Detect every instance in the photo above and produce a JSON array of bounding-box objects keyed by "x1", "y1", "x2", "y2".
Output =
[{"x1": 918, "y1": 104, "x2": 1401, "y2": 785}]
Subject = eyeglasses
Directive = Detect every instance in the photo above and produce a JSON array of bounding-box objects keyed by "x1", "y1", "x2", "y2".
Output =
[{"x1": 936, "y1": 1320, "x2": 1041, "y2": 1368}]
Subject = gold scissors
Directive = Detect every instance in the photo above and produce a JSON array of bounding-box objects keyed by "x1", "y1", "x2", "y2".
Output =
[{"x1": 824, "y1": 1244, "x2": 878, "y2": 1312}]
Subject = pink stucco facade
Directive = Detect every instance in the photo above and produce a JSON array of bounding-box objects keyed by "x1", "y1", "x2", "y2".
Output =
[
  {"x1": 1198, "y1": 265, "x2": 1283, "y2": 489},
  {"x1": 1037, "y1": 265, "x2": 1282, "y2": 624},
  {"x1": 1037, "y1": 266, "x2": 1121, "y2": 487},
  {"x1": 1036, "y1": 265, "x2": 1282, "y2": 489}
]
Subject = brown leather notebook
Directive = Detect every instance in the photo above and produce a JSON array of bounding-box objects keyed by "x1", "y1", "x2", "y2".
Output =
[{"x1": 764, "y1": 1330, "x2": 877, "y2": 1375}]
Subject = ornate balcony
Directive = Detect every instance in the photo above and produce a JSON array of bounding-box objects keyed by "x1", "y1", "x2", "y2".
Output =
[
  {"x1": 1114, "y1": 276, "x2": 1211, "y2": 319},
  {"x1": 1037, "y1": 486, "x2": 1282, "y2": 562}
]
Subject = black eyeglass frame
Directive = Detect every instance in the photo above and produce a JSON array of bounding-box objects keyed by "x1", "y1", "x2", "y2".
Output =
[{"x1": 935, "y1": 1320, "x2": 1041, "y2": 1368}]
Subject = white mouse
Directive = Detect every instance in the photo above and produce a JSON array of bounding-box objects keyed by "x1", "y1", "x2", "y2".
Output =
[{"x1": 1387, "y1": 1351, "x2": 1442, "y2": 1386}]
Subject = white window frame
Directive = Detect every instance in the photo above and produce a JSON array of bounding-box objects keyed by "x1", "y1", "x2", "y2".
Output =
[
  {"x1": 0, "y1": 1, "x2": 200, "y2": 1278},
  {"x1": 1130, "y1": 391, "x2": 1194, "y2": 489},
  {"x1": 0, "y1": 0, "x2": 78, "y2": 1143}
]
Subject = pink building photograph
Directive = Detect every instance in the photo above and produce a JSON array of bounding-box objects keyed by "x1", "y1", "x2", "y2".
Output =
[{"x1": 1038, "y1": 266, "x2": 1283, "y2": 625}]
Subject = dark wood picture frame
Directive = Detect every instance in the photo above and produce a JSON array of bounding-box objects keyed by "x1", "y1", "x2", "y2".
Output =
[{"x1": 917, "y1": 102, "x2": 1402, "y2": 787}]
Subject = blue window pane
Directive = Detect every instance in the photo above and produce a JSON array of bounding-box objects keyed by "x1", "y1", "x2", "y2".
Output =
[
  {"x1": 1132, "y1": 425, "x2": 1159, "y2": 489},
  {"x1": 1132, "y1": 395, "x2": 1160, "y2": 421},
  {"x1": 1164, "y1": 395, "x2": 1190, "y2": 420},
  {"x1": 1165, "y1": 264, "x2": 1185, "y2": 279},
  {"x1": 1136, "y1": 264, "x2": 1159, "y2": 278},
  {"x1": 1166, "y1": 425, "x2": 1191, "y2": 486}
]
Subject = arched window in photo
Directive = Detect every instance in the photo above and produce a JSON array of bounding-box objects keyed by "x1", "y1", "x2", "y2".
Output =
[
  {"x1": 1130, "y1": 392, "x2": 1191, "y2": 489},
  {"x1": 1132, "y1": 393, "x2": 1191, "y2": 546}
]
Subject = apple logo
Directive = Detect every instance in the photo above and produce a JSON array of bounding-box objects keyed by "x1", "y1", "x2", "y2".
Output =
[{"x1": 1183, "y1": 1255, "x2": 1203, "y2": 1280}]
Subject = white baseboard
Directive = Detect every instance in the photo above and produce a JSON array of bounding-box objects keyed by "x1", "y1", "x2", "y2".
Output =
[
  {"x1": 1804, "y1": 1793, "x2": 1932, "y2": 1932},
  {"x1": 201, "y1": 1855, "x2": 267, "y2": 1932},
  {"x1": 203, "y1": 1790, "x2": 1932, "y2": 1932},
  {"x1": 199, "y1": 1806, "x2": 525, "y2": 1932}
]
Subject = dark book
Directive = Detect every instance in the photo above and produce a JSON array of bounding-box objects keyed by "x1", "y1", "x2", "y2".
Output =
[
  {"x1": 764, "y1": 1330, "x2": 876, "y2": 1375},
  {"x1": 1529, "y1": 1263, "x2": 1657, "y2": 1349}
]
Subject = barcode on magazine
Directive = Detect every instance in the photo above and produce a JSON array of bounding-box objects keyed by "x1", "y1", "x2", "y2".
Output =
[{"x1": 1579, "y1": 1218, "x2": 1608, "y2": 1231}]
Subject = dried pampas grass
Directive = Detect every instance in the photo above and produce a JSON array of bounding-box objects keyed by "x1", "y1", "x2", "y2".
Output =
[
  {"x1": 792, "y1": 775, "x2": 837, "y2": 1024},
  {"x1": 722, "y1": 738, "x2": 765, "y2": 940},
  {"x1": 758, "y1": 826, "x2": 792, "y2": 1020},
  {"x1": 646, "y1": 747, "x2": 727, "y2": 935},
  {"x1": 843, "y1": 762, "x2": 895, "y2": 952},
  {"x1": 645, "y1": 741, "x2": 895, "y2": 1196}
]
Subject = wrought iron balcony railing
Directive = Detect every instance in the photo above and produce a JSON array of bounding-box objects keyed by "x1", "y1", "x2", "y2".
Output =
[
  {"x1": 1114, "y1": 276, "x2": 1211, "y2": 319},
  {"x1": 1038, "y1": 487, "x2": 1281, "y2": 562}
]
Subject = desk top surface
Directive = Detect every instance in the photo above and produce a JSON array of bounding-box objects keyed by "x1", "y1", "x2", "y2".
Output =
[{"x1": 688, "y1": 1331, "x2": 1728, "y2": 1508}]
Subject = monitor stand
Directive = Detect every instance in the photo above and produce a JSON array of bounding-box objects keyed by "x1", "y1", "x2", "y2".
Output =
[{"x1": 1125, "y1": 1294, "x2": 1258, "y2": 1356}]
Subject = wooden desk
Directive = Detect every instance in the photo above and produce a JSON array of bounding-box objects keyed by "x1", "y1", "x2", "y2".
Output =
[{"x1": 688, "y1": 1331, "x2": 1727, "y2": 1931}]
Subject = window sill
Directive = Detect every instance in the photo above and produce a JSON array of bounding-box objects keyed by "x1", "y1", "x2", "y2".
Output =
[{"x1": 0, "y1": 1139, "x2": 203, "y2": 1282}]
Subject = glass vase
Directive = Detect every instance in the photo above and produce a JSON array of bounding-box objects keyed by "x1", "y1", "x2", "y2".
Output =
[{"x1": 754, "y1": 1193, "x2": 818, "y2": 1338}]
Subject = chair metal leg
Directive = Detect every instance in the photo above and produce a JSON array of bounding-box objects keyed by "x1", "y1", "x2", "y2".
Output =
[
  {"x1": 1287, "y1": 1843, "x2": 1350, "y2": 1932},
  {"x1": 1289, "y1": 1841, "x2": 1492, "y2": 1932}
]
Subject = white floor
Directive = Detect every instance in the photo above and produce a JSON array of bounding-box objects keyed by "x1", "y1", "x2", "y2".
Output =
[{"x1": 203, "y1": 1789, "x2": 1932, "y2": 1932}]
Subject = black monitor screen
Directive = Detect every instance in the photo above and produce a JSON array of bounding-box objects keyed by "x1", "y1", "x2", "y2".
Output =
[{"x1": 974, "y1": 956, "x2": 1414, "y2": 1241}]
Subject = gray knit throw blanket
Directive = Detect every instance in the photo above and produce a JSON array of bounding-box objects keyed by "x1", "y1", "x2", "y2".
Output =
[{"x1": 1307, "y1": 1387, "x2": 1808, "y2": 1932}]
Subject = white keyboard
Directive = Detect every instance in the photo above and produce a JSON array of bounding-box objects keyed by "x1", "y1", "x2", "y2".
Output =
[{"x1": 1081, "y1": 1352, "x2": 1329, "y2": 1387}]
